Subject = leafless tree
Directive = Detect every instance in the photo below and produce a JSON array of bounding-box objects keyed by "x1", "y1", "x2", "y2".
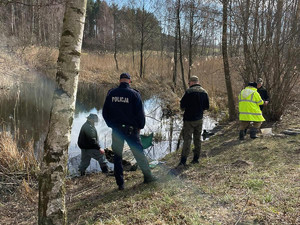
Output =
[
  {"x1": 221, "y1": 0, "x2": 236, "y2": 120},
  {"x1": 231, "y1": 0, "x2": 300, "y2": 120},
  {"x1": 176, "y1": 0, "x2": 187, "y2": 91},
  {"x1": 112, "y1": 3, "x2": 119, "y2": 70}
]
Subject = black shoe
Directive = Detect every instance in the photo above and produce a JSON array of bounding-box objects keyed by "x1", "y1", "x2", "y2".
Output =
[
  {"x1": 178, "y1": 156, "x2": 187, "y2": 166},
  {"x1": 176, "y1": 162, "x2": 187, "y2": 169},
  {"x1": 143, "y1": 175, "x2": 158, "y2": 184},
  {"x1": 118, "y1": 184, "x2": 124, "y2": 190},
  {"x1": 239, "y1": 130, "x2": 245, "y2": 140},
  {"x1": 191, "y1": 159, "x2": 199, "y2": 164},
  {"x1": 105, "y1": 171, "x2": 114, "y2": 176},
  {"x1": 250, "y1": 128, "x2": 258, "y2": 139},
  {"x1": 101, "y1": 165, "x2": 109, "y2": 173},
  {"x1": 80, "y1": 171, "x2": 86, "y2": 176}
]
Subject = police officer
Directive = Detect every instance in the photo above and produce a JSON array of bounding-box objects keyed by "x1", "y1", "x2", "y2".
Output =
[
  {"x1": 177, "y1": 75, "x2": 209, "y2": 167},
  {"x1": 77, "y1": 113, "x2": 110, "y2": 176},
  {"x1": 102, "y1": 73, "x2": 157, "y2": 190},
  {"x1": 238, "y1": 82, "x2": 265, "y2": 140}
]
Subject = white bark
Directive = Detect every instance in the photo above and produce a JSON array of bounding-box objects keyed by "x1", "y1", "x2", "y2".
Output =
[{"x1": 38, "y1": 0, "x2": 87, "y2": 224}]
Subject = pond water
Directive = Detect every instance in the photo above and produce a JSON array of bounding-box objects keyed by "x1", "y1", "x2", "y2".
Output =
[{"x1": 0, "y1": 76, "x2": 216, "y2": 173}]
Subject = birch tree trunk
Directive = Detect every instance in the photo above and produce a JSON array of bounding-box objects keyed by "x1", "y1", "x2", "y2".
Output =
[{"x1": 38, "y1": 0, "x2": 87, "y2": 224}]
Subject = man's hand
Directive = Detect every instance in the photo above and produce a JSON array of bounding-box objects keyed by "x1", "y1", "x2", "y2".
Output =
[
  {"x1": 264, "y1": 101, "x2": 269, "y2": 106},
  {"x1": 99, "y1": 148, "x2": 105, "y2": 155}
]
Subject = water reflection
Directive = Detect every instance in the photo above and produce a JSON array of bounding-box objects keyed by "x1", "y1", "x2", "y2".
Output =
[
  {"x1": 0, "y1": 78, "x2": 216, "y2": 172},
  {"x1": 0, "y1": 76, "x2": 54, "y2": 159}
]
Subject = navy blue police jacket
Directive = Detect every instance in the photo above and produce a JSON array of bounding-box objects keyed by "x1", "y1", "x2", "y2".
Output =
[
  {"x1": 102, "y1": 82, "x2": 145, "y2": 129},
  {"x1": 180, "y1": 84, "x2": 209, "y2": 121}
]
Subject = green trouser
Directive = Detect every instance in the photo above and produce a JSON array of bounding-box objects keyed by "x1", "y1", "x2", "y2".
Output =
[
  {"x1": 239, "y1": 121, "x2": 262, "y2": 130},
  {"x1": 78, "y1": 149, "x2": 109, "y2": 172},
  {"x1": 181, "y1": 119, "x2": 203, "y2": 160}
]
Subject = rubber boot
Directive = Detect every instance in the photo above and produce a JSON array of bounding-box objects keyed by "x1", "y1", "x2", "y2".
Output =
[
  {"x1": 101, "y1": 165, "x2": 108, "y2": 173},
  {"x1": 250, "y1": 128, "x2": 258, "y2": 139},
  {"x1": 101, "y1": 165, "x2": 114, "y2": 176},
  {"x1": 80, "y1": 171, "x2": 86, "y2": 176},
  {"x1": 191, "y1": 155, "x2": 199, "y2": 164},
  {"x1": 177, "y1": 156, "x2": 187, "y2": 167},
  {"x1": 168, "y1": 156, "x2": 187, "y2": 176},
  {"x1": 143, "y1": 175, "x2": 158, "y2": 184},
  {"x1": 174, "y1": 156, "x2": 187, "y2": 171},
  {"x1": 239, "y1": 130, "x2": 245, "y2": 140}
]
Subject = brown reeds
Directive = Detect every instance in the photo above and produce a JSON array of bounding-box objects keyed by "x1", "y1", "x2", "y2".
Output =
[
  {"x1": 19, "y1": 46, "x2": 244, "y2": 114},
  {"x1": 0, "y1": 132, "x2": 38, "y2": 174}
]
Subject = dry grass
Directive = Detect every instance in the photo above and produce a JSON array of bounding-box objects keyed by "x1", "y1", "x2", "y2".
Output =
[
  {"x1": 0, "y1": 132, "x2": 39, "y2": 209},
  {"x1": 0, "y1": 132, "x2": 38, "y2": 173},
  {"x1": 18, "y1": 46, "x2": 244, "y2": 115}
]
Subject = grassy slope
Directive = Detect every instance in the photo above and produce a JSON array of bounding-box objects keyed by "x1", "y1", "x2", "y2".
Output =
[
  {"x1": 2, "y1": 119, "x2": 298, "y2": 225},
  {"x1": 64, "y1": 122, "x2": 299, "y2": 225}
]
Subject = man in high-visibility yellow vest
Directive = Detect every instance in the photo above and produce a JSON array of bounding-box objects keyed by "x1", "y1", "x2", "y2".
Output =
[{"x1": 238, "y1": 82, "x2": 265, "y2": 140}]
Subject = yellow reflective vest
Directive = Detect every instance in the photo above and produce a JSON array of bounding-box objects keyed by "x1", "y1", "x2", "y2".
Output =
[{"x1": 238, "y1": 86, "x2": 265, "y2": 122}]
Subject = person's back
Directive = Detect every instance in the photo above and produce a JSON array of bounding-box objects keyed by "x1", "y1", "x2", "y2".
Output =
[
  {"x1": 239, "y1": 85, "x2": 264, "y2": 122},
  {"x1": 102, "y1": 73, "x2": 156, "y2": 190},
  {"x1": 78, "y1": 120, "x2": 99, "y2": 150},
  {"x1": 175, "y1": 76, "x2": 209, "y2": 168},
  {"x1": 103, "y1": 82, "x2": 145, "y2": 129},
  {"x1": 181, "y1": 84, "x2": 209, "y2": 121},
  {"x1": 238, "y1": 82, "x2": 265, "y2": 140}
]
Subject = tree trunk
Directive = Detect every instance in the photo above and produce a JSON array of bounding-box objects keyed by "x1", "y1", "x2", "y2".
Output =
[
  {"x1": 38, "y1": 0, "x2": 87, "y2": 224},
  {"x1": 11, "y1": 4, "x2": 15, "y2": 35},
  {"x1": 241, "y1": 0, "x2": 252, "y2": 83},
  {"x1": 131, "y1": 9, "x2": 135, "y2": 68},
  {"x1": 188, "y1": 1, "x2": 195, "y2": 80},
  {"x1": 169, "y1": 116, "x2": 174, "y2": 153},
  {"x1": 113, "y1": 7, "x2": 119, "y2": 70},
  {"x1": 139, "y1": 5, "x2": 145, "y2": 78},
  {"x1": 268, "y1": 0, "x2": 283, "y2": 121},
  {"x1": 222, "y1": 0, "x2": 236, "y2": 121},
  {"x1": 172, "y1": 10, "x2": 179, "y2": 90},
  {"x1": 176, "y1": 0, "x2": 187, "y2": 91}
]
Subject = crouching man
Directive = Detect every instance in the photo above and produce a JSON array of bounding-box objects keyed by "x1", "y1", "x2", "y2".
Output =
[{"x1": 77, "y1": 113, "x2": 111, "y2": 176}]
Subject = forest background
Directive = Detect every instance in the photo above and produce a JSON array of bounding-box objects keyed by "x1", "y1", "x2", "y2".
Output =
[{"x1": 1, "y1": 0, "x2": 299, "y2": 121}]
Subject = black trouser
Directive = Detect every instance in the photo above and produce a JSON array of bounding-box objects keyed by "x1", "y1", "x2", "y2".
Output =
[{"x1": 112, "y1": 126, "x2": 152, "y2": 187}]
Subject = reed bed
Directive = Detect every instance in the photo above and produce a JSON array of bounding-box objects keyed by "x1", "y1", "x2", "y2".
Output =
[
  {"x1": 0, "y1": 131, "x2": 39, "y2": 201},
  {"x1": 19, "y1": 46, "x2": 244, "y2": 115},
  {"x1": 0, "y1": 132, "x2": 38, "y2": 174}
]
